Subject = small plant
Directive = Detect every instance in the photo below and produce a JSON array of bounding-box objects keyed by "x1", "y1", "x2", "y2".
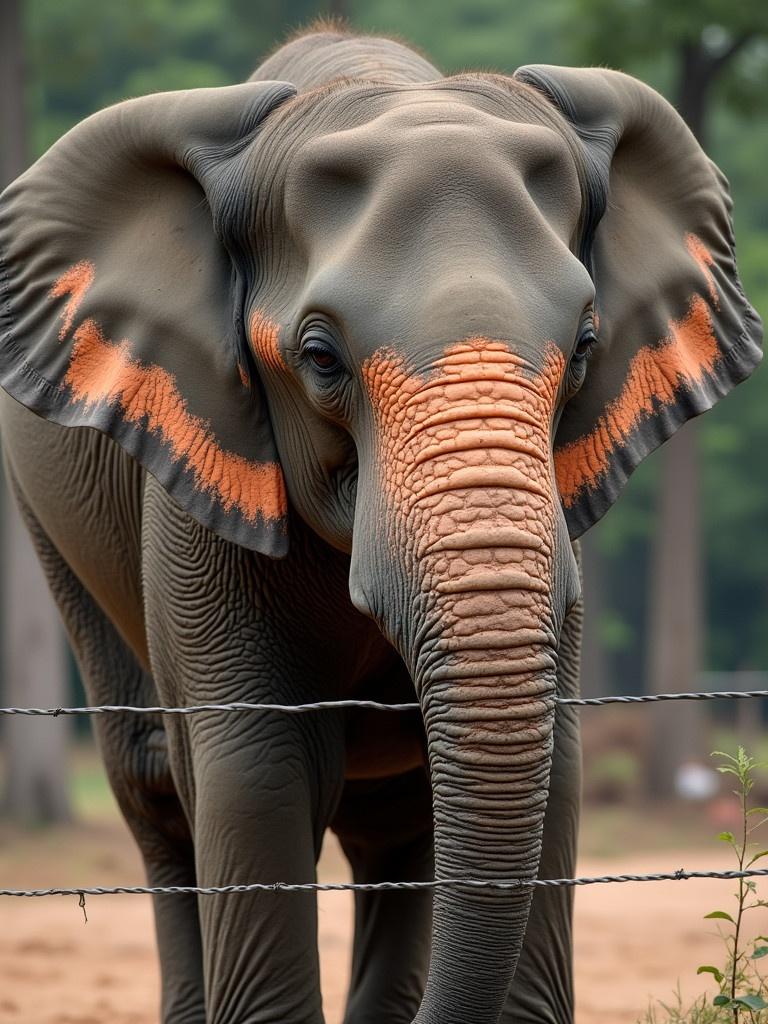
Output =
[{"x1": 640, "y1": 748, "x2": 768, "y2": 1023}]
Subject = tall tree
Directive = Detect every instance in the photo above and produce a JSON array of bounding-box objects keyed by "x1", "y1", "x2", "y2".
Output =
[
  {"x1": 0, "y1": 0, "x2": 71, "y2": 823},
  {"x1": 574, "y1": 0, "x2": 768, "y2": 796}
]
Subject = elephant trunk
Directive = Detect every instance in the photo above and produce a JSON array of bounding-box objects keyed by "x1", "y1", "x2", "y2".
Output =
[
  {"x1": 354, "y1": 338, "x2": 572, "y2": 1023},
  {"x1": 413, "y1": 607, "x2": 557, "y2": 1022},
  {"x1": 410, "y1": 496, "x2": 559, "y2": 1022}
]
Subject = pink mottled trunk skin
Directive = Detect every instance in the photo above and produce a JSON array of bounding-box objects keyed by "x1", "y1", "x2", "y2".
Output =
[{"x1": 356, "y1": 338, "x2": 574, "y2": 1022}]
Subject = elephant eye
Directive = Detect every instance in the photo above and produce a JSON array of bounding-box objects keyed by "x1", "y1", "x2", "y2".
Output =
[
  {"x1": 566, "y1": 312, "x2": 598, "y2": 396},
  {"x1": 299, "y1": 321, "x2": 344, "y2": 378},
  {"x1": 573, "y1": 314, "x2": 597, "y2": 361},
  {"x1": 305, "y1": 342, "x2": 340, "y2": 372}
]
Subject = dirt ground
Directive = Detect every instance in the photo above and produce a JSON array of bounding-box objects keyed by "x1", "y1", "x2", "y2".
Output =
[{"x1": 1, "y1": 815, "x2": 763, "y2": 1024}]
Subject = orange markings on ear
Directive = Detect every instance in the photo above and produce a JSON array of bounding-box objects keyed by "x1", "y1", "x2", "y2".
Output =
[
  {"x1": 686, "y1": 234, "x2": 719, "y2": 307},
  {"x1": 49, "y1": 260, "x2": 95, "y2": 341},
  {"x1": 49, "y1": 262, "x2": 286, "y2": 524},
  {"x1": 555, "y1": 294, "x2": 719, "y2": 506},
  {"x1": 249, "y1": 310, "x2": 286, "y2": 372},
  {"x1": 63, "y1": 320, "x2": 287, "y2": 523}
]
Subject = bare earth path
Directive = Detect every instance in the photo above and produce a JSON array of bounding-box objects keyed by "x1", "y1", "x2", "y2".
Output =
[{"x1": 1, "y1": 824, "x2": 760, "y2": 1024}]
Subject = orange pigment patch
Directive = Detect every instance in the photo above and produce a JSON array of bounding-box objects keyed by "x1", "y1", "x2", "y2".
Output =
[
  {"x1": 49, "y1": 262, "x2": 286, "y2": 524},
  {"x1": 50, "y1": 261, "x2": 95, "y2": 341},
  {"x1": 249, "y1": 310, "x2": 286, "y2": 372},
  {"x1": 685, "y1": 234, "x2": 718, "y2": 307},
  {"x1": 63, "y1": 320, "x2": 286, "y2": 522},
  {"x1": 555, "y1": 294, "x2": 720, "y2": 507},
  {"x1": 363, "y1": 338, "x2": 565, "y2": 694}
]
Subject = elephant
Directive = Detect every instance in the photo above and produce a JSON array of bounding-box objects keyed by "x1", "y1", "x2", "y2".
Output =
[{"x1": 0, "y1": 22, "x2": 762, "y2": 1024}]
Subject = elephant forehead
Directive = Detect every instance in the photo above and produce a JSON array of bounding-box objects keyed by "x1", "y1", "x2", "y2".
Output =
[
  {"x1": 291, "y1": 95, "x2": 577, "y2": 173},
  {"x1": 283, "y1": 95, "x2": 582, "y2": 248}
]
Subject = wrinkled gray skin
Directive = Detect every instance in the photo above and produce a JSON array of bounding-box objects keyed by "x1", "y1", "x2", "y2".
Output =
[{"x1": 1, "y1": 31, "x2": 586, "y2": 1024}]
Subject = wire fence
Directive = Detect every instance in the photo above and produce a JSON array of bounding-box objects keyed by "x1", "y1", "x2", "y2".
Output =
[
  {"x1": 1, "y1": 688, "x2": 768, "y2": 716},
  {"x1": 3, "y1": 688, "x2": 767, "y2": 908},
  {"x1": 4, "y1": 867, "x2": 768, "y2": 898}
]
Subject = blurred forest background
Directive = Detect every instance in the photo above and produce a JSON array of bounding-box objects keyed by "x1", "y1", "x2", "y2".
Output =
[{"x1": 1, "y1": 0, "x2": 767, "y2": 822}]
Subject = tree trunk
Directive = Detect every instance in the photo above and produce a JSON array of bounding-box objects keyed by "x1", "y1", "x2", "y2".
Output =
[
  {"x1": 646, "y1": 425, "x2": 704, "y2": 797},
  {"x1": 677, "y1": 40, "x2": 710, "y2": 146},
  {"x1": 0, "y1": 0, "x2": 72, "y2": 823}
]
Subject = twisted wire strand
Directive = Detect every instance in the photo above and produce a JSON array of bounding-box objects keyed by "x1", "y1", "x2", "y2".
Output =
[
  {"x1": 4, "y1": 690, "x2": 767, "y2": 904},
  {"x1": 1, "y1": 690, "x2": 767, "y2": 716},
  {"x1": 3, "y1": 867, "x2": 768, "y2": 899}
]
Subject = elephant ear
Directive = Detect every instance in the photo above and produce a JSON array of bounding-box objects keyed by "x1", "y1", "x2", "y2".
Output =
[
  {"x1": 0, "y1": 81, "x2": 296, "y2": 556},
  {"x1": 514, "y1": 65, "x2": 763, "y2": 538}
]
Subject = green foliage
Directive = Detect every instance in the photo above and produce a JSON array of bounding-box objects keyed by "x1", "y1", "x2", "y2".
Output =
[
  {"x1": 24, "y1": 0, "x2": 320, "y2": 155},
  {"x1": 352, "y1": 0, "x2": 573, "y2": 73},
  {"x1": 639, "y1": 748, "x2": 768, "y2": 1023},
  {"x1": 643, "y1": 986, "x2": 731, "y2": 1024},
  {"x1": 569, "y1": 0, "x2": 768, "y2": 73}
]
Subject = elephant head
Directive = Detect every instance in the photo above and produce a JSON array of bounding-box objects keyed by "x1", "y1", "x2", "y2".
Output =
[{"x1": 0, "y1": 66, "x2": 761, "y2": 1022}]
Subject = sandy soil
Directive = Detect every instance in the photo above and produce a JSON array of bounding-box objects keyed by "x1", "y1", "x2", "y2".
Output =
[{"x1": 1, "y1": 820, "x2": 762, "y2": 1024}]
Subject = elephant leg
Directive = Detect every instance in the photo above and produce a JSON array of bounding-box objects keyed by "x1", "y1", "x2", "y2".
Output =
[
  {"x1": 332, "y1": 768, "x2": 434, "y2": 1024},
  {"x1": 141, "y1": 483, "x2": 357, "y2": 1024},
  {"x1": 8, "y1": 484, "x2": 205, "y2": 1023},
  {"x1": 180, "y1": 714, "x2": 347, "y2": 1024},
  {"x1": 501, "y1": 573, "x2": 583, "y2": 1024}
]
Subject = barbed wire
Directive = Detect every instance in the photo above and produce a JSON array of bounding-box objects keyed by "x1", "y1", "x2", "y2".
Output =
[
  {"x1": 3, "y1": 867, "x2": 768, "y2": 901},
  {"x1": 3, "y1": 688, "x2": 767, "y2": 914},
  {"x1": 1, "y1": 689, "x2": 767, "y2": 716}
]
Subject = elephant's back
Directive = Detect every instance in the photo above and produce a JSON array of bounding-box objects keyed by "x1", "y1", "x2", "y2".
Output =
[
  {"x1": 250, "y1": 25, "x2": 441, "y2": 93},
  {"x1": 0, "y1": 390, "x2": 148, "y2": 665}
]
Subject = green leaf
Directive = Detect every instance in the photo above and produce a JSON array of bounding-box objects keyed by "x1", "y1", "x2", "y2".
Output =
[
  {"x1": 718, "y1": 831, "x2": 736, "y2": 843},
  {"x1": 697, "y1": 965, "x2": 725, "y2": 983},
  {"x1": 733, "y1": 994, "x2": 768, "y2": 1010},
  {"x1": 747, "y1": 849, "x2": 768, "y2": 865},
  {"x1": 747, "y1": 807, "x2": 768, "y2": 816},
  {"x1": 751, "y1": 945, "x2": 768, "y2": 959},
  {"x1": 713, "y1": 994, "x2": 732, "y2": 1007},
  {"x1": 704, "y1": 910, "x2": 736, "y2": 923}
]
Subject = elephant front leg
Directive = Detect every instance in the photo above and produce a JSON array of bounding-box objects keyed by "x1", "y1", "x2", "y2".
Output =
[
  {"x1": 141, "y1": 482, "x2": 361, "y2": 1022},
  {"x1": 145, "y1": 595, "x2": 348, "y2": 1022},
  {"x1": 189, "y1": 715, "x2": 343, "y2": 1024}
]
